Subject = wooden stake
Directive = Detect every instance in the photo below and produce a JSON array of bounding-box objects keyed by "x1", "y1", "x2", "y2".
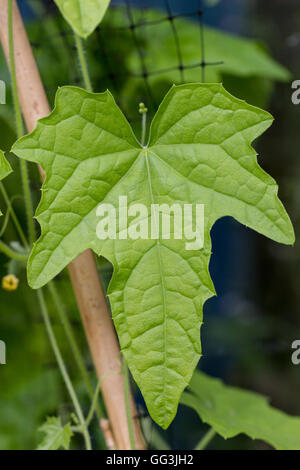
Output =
[{"x1": 0, "y1": 0, "x2": 145, "y2": 450}]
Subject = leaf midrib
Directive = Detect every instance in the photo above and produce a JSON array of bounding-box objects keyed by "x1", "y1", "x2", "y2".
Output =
[{"x1": 144, "y1": 149, "x2": 168, "y2": 408}]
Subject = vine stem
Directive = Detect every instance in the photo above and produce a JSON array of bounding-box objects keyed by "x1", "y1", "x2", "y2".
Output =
[
  {"x1": 36, "y1": 289, "x2": 92, "y2": 450},
  {"x1": 48, "y1": 281, "x2": 104, "y2": 420},
  {"x1": 7, "y1": 0, "x2": 35, "y2": 246},
  {"x1": 85, "y1": 381, "x2": 102, "y2": 427},
  {"x1": 74, "y1": 33, "x2": 93, "y2": 93},
  {"x1": 0, "y1": 183, "x2": 29, "y2": 248},
  {"x1": 195, "y1": 428, "x2": 216, "y2": 450},
  {"x1": 7, "y1": 0, "x2": 22, "y2": 137},
  {"x1": 123, "y1": 359, "x2": 136, "y2": 450},
  {"x1": 0, "y1": 239, "x2": 27, "y2": 261},
  {"x1": 141, "y1": 112, "x2": 147, "y2": 147}
]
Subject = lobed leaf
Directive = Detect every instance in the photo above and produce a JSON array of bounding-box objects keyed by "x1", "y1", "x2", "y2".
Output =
[
  {"x1": 181, "y1": 370, "x2": 300, "y2": 450},
  {"x1": 54, "y1": 0, "x2": 111, "y2": 38},
  {"x1": 37, "y1": 416, "x2": 73, "y2": 450},
  {"x1": 12, "y1": 84, "x2": 294, "y2": 428}
]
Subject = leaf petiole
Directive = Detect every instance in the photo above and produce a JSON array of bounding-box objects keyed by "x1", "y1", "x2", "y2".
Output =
[{"x1": 195, "y1": 428, "x2": 217, "y2": 450}]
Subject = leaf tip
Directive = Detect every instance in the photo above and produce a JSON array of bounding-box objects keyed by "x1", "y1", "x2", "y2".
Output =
[
  {"x1": 285, "y1": 229, "x2": 296, "y2": 246},
  {"x1": 154, "y1": 412, "x2": 176, "y2": 431}
]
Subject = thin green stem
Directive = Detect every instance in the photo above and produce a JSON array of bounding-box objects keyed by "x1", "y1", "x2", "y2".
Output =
[
  {"x1": 141, "y1": 112, "x2": 147, "y2": 147},
  {"x1": 74, "y1": 33, "x2": 93, "y2": 92},
  {"x1": 85, "y1": 381, "x2": 101, "y2": 427},
  {"x1": 195, "y1": 428, "x2": 216, "y2": 450},
  {"x1": 48, "y1": 281, "x2": 104, "y2": 420},
  {"x1": 8, "y1": 0, "x2": 35, "y2": 246},
  {"x1": 37, "y1": 289, "x2": 92, "y2": 451},
  {"x1": 123, "y1": 358, "x2": 136, "y2": 450},
  {"x1": 19, "y1": 160, "x2": 35, "y2": 245},
  {"x1": 0, "y1": 194, "x2": 16, "y2": 237},
  {"x1": 0, "y1": 239, "x2": 27, "y2": 262},
  {"x1": 0, "y1": 183, "x2": 29, "y2": 249},
  {"x1": 0, "y1": 208, "x2": 10, "y2": 237},
  {"x1": 139, "y1": 103, "x2": 148, "y2": 147},
  {"x1": 8, "y1": 0, "x2": 23, "y2": 138}
]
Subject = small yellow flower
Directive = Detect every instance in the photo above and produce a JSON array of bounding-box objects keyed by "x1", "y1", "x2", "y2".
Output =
[{"x1": 2, "y1": 274, "x2": 19, "y2": 292}]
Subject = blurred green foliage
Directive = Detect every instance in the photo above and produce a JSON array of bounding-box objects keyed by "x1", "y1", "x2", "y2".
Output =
[{"x1": 182, "y1": 370, "x2": 300, "y2": 450}]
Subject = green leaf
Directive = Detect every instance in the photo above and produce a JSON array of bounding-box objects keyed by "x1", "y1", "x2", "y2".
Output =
[
  {"x1": 0, "y1": 150, "x2": 12, "y2": 215},
  {"x1": 37, "y1": 417, "x2": 73, "y2": 450},
  {"x1": 107, "y1": 9, "x2": 290, "y2": 84},
  {"x1": 12, "y1": 84, "x2": 294, "y2": 429},
  {"x1": 204, "y1": 0, "x2": 223, "y2": 6},
  {"x1": 181, "y1": 370, "x2": 300, "y2": 450},
  {"x1": 54, "y1": 0, "x2": 111, "y2": 38}
]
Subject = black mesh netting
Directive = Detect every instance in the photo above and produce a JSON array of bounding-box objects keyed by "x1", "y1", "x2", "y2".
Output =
[{"x1": 27, "y1": 0, "x2": 223, "y2": 130}]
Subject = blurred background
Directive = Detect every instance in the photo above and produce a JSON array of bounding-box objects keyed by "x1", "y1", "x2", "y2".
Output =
[{"x1": 0, "y1": 0, "x2": 299, "y2": 450}]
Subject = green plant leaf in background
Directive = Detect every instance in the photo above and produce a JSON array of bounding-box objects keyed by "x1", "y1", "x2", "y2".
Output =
[
  {"x1": 12, "y1": 84, "x2": 294, "y2": 428},
  {"x1": 54, "y1": 0, "x2": 111, "y2": 38},
  {"x1": 0, "y1": 150, "x2": 12, "y2": 215},
  {"x1": 181, "y1": 370, "x2": 300, "y2": 450},
  {"x1": 204, "y1": 0, "x2": 223, "y2": 6},
  {"x1": 103, "y1": 8, "x2": 290, "y2": 110},
  {"x1": 122, "y1": 10, "x2": 290, "y2": 84},
  {"x1": 37, "y1": 416, "x2": 73, "y2": 450}
]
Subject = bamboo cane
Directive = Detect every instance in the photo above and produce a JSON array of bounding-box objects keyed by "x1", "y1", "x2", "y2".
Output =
[{"x1": 0, "y1": 0, "x2": 145, "y2": 450}]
